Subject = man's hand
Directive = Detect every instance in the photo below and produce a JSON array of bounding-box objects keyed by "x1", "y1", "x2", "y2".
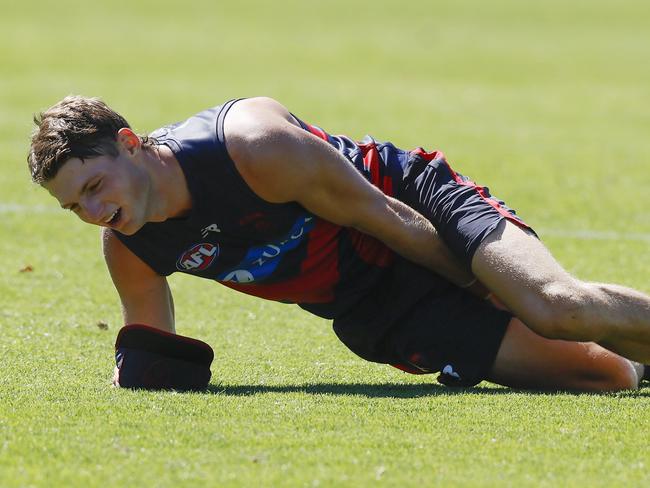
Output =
[{"x1": 113, "y1": 324, "x2": 214, "y2": 390}]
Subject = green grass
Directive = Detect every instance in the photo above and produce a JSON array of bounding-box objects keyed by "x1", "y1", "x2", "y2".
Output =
[{"x1": 1, "y1": 0, "x2": 650, "y2": 486}]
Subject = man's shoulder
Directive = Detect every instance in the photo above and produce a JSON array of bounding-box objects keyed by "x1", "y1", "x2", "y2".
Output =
[
  {"x1": 223, "y1": 97, "x2": 303, "y2": 163},
  {"x1": 151, "y1": 104, "x2": 225, "y2": 140},
  {"x1": 224, "y1": 97, "x2": 300, "y2": 137}
]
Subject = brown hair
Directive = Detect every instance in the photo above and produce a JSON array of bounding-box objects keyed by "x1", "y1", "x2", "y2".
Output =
[{"x1": 28, "y1": 95, "x2": 146, "y2": 184}]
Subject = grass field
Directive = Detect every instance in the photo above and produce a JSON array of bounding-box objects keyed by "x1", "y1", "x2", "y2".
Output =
[{"x1": 1, "y1": 0, "x2": 649, "y2": 486}]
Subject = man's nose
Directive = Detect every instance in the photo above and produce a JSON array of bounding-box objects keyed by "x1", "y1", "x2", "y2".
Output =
[{"x1": 81, "y1": 198, "x2": 103, "y2": 223}]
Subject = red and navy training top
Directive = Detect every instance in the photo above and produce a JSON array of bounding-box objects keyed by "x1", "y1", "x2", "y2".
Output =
[{"x1": 114, "y1": 99, "x2": 445, "y2": 320}]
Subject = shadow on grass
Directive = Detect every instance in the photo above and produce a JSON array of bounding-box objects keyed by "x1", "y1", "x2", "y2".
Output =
[{"x1": 203, "y1": 382, "x2": 650, "y2": 398}]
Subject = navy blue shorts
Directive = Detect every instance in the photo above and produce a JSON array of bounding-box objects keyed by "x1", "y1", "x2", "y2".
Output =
[
  {"x1": 399, "y1": 149, "x2": 535, "y2": 268},
  {"x1": 334, "y1": 149, "x2": 534, "y2": 386},
  {"x1": 334, "y1": 258, "x2": 513, "y2": 387}
]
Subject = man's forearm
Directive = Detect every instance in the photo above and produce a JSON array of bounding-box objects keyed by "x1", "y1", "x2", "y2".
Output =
[{"x1": 385, "y1": 197, "x2": 477, "y2": 287}]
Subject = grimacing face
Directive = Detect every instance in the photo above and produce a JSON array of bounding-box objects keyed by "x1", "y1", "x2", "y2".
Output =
[{"x1": 43, "y1": 152, "x2": 152, "y2": 236}]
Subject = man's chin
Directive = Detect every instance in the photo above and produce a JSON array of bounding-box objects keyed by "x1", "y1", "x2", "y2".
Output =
[
  {"x1": 111, "y1": 218, "x2": 143, "y2": 236},
  {"x1": 115, "y1": 223, "x2": 142, "y2": 236}
]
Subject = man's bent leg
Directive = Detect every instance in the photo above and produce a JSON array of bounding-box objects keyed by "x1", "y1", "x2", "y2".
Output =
[
  {"x1": 472, "y1": 219, "x2": 650, "y2": 363},
  {"x1": 487, "y1": 318, "x2": 641, "y2": 391}
]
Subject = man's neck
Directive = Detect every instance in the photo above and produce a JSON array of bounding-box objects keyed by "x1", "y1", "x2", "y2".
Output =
[{"x1": 144, "y1": 144, "x2": 192, "y2": 221}]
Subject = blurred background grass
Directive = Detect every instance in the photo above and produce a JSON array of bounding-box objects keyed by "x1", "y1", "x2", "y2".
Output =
[
  {"x1": 3, "y1": 0, "x2": 649, "y2": 248},
  {"x1": 1, "y1": 1, "x2": 649, "y2": 486}
]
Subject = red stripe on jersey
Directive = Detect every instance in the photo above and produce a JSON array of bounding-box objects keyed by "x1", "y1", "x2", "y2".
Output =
[
  {"x1": 357, "y1": 142, "x2": 396, "y2": 196},
  {"x1": 220, "y1": 219, "x2": 341, "y2": 303},
  {"x1": 300, "y1": 218, "x2": 341, "y2": 293},
  {"x1": 348, "y1": 229, "x2": 393, "y2": 267},
  {"x1": 359, "y1": 142, "x2": 381, "y2": 188},
  {"x1": 344, "y1": 142, "x2": 395, "y2": 265},
  {"x1": 410, "y1": 148, "x2": 531, "y2": 230},
  {"x1": 305, "y1": 123, "x2": 329, "y2": 142},
  {"x1": 382, "y1": 175, "x2": 393, "y2": 197},
  {"x1": 410, "y1": 147, "x2": 445, "y2": 162}
]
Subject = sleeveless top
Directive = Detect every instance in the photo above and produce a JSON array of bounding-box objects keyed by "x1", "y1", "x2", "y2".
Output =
[{"x1": 115, "y1": 99, "x2": 444, "y2": 322}]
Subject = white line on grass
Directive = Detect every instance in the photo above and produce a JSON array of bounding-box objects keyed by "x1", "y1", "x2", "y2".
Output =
[
  {"x1": 0, "y1": 203, "x2": 60, "y2": 214},
  {"x1": 538, "y1": 228, "x2": 650, "y2": 244},
  {"x1": 2, "y1": 203, "x2": 650, "y2": 243}
]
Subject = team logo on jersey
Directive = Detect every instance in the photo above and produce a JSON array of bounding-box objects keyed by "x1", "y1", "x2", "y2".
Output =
[
  {"x1": 177, "y1": 243, "x2": 220, "y2": 272},
  {"x1": 218, "y1": 214, "x2": 314, "y2": 284}
]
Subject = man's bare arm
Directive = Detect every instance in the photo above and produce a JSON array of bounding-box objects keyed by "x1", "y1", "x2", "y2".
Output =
[
  {"x1": 102, "y1": 228, "x2": 175, "y2": 333},
  {"x1": 223, "y1": 97, "x2": 479, "y2": 289},
  {"x1": 102, "y1": 230, "x2": 215, "y2": 390}
]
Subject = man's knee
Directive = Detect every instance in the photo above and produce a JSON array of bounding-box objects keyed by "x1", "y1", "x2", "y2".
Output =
[
  {"x1": 581, "y1": 352, "x2": 638, "y2": 391},
  {"x1": 604, "y1": 360, "x2": 639, "y2": 390},
  {"x1": 527, "y1": 281, "x2": 602, "y2": 341}
]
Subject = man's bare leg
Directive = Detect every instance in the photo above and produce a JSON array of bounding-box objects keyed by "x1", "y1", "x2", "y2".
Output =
[
  {"x1": 472, "y1": 219, "x2": 650, "y2": 363},
  {"x1": 487, "y1": 318, "x2": 641, "y2": 391}
]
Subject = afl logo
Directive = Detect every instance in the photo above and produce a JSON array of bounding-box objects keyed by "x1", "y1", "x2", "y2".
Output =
[{"x1": 177, "y1": 243, "x2": 219, "y2": 272}]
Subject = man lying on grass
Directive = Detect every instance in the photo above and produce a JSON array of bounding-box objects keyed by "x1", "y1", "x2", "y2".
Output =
[{"x1": 28, "y1": 96, "x2": 650, "y2": 392}]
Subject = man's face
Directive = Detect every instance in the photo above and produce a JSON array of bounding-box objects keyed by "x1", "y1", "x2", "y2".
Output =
[{"x1": 44, "y1": 150, "x2": 151, "y2": 235}]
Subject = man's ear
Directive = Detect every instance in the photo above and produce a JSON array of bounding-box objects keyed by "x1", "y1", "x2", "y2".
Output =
[{"x1": 116, "y1": 127, "x2": 141, "y2": 156}]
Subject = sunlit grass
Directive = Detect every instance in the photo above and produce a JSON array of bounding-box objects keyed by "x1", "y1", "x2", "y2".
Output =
[{"x1": 1, "y1": 1, "x2": 649, "y2": 486}]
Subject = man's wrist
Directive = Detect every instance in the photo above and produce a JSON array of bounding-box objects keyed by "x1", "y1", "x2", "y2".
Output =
[{"x1": 461, "y1": 278, "x2": 490, "y2": 300}]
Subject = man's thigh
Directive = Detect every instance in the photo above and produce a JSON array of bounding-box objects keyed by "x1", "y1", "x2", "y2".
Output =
[
  {"x1": 401, "y1": 156, "x2": 589, "y2": 340},
  {"x1": 471, "y1": 219, "x2": 579, "y2": 330}
]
